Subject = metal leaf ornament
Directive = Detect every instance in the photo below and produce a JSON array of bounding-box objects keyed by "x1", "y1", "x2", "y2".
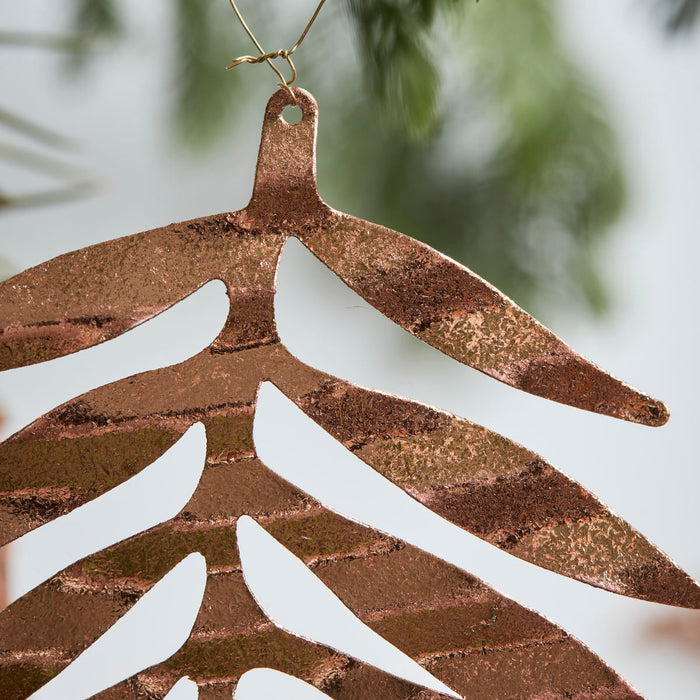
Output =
[{"x1": 0, "y1": 88, "x2": 697, "y2": 699}]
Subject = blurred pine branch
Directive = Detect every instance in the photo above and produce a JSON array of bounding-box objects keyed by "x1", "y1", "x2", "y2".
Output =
[
  {"x1": 4, "y1": 0, "x2": 692, "y2": 312},
  {"x1": 65, "y1": 0, "x2": 123, "y2": 70},
  {"x1": 173, "y1": 0, "x2": 242, "y2": 149},
  {"x1": 0, "y1": 1, "x2": 107, "y2": 212},
  {"x1": 0, "y1": 108, "x2": 79, "y2": 150},
  {"x1": 323, "y1": 0, "x2": 624, "y2": 315},
  {"x1": 0, "y1": 30, "x2": 95, "y2": 51},
  {"x1": 347, "y1": 0, "x2": 448, "y2": 139},
  {"x1": 659, "y1": 0, "x2": 700, "y2": 32}
]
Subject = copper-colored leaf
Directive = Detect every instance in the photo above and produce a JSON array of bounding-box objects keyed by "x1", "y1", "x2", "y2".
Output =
[
  {"x1": 0, "y1": 465, "x2": 642, "y2": 698},
  {"x1": 0, "y1": 88, "x2": 692, "y2": 697}
]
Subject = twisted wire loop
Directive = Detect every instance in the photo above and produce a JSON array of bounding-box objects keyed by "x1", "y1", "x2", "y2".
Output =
[
  {"x1": 226, "y1": 0, "x2": 327, "y2": 103},
  {"x1": 227, "y1": 49, "x2": 297, "y2": 93}
]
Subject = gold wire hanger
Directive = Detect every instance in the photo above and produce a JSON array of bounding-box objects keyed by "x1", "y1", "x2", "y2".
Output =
[{"x1": 226, "y1": 0, "x2": 328, "y2": 104}]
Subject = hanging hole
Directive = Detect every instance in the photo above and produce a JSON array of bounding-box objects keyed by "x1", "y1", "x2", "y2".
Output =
[{"x1": 282, "y1": 104, "x2": 303, "y2": 125}]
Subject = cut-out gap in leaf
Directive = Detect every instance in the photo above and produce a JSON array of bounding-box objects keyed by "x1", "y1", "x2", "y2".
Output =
[
  {"x1": 0, "y1": 279, "x2": 229, "y2": 438},
  {"x1": 29, "y1": 552, "x2": 206, "y2": 700},
  {"x1": 255, "y1": 382, "x2": 700, "y2": 612},
  {"x1": 275, "y1": 236, "x2": 415, "y2": 378},
  {"x1": 163, "y1": 677, "x2": 198, "y2": 700},
  {"x1": 7, "y1": 422, "x2": 207, "y2": 603},
  {"x1": 235, "y1": 668, "x2": 332, "y2": 699},
  {"x1": 254, "y1": 381, "x2": 478, "y2": 562},
  {"x1": 274, "y1": 236, "x2": 504, "y2": 418},
  {"x1": 236, "y1": 516, "x2": 459, "y2": 699}
]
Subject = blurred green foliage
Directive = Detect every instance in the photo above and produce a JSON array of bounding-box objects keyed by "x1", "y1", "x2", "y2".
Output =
[
  {"x1": 659, "y1": 0, "x2": 700, "y2": 32},
  {"x1": 173, "y1": 0, "x2": 242, "y2": 148},
  {"x1": 328, "y1": 0, "x2": 626, "y2": 314},
  {"x1": 2, "y1": 0, "x2": 694, "y2": 312},
  {"x1": 66, "y1": 0, "x2": 123, "y2": 70},
  {"x1": 348, "y1": 0, "x2": 449, "y2": 139}
]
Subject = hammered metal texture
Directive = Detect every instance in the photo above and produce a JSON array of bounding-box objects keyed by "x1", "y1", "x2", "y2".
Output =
[{"x1": 0, "y1": 88, "x2": 694, "y2": 698}]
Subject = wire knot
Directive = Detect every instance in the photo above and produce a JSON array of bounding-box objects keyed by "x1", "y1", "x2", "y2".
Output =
[
  {"x1": 226, "y1": 0, "x2": 327, "y2": 104},
  {"x1": 228, "y1": 49, "x2": 291, "y2": 66},
  {"x1": 227, "y1": 49, "x2": 298, "y2": 101}
]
